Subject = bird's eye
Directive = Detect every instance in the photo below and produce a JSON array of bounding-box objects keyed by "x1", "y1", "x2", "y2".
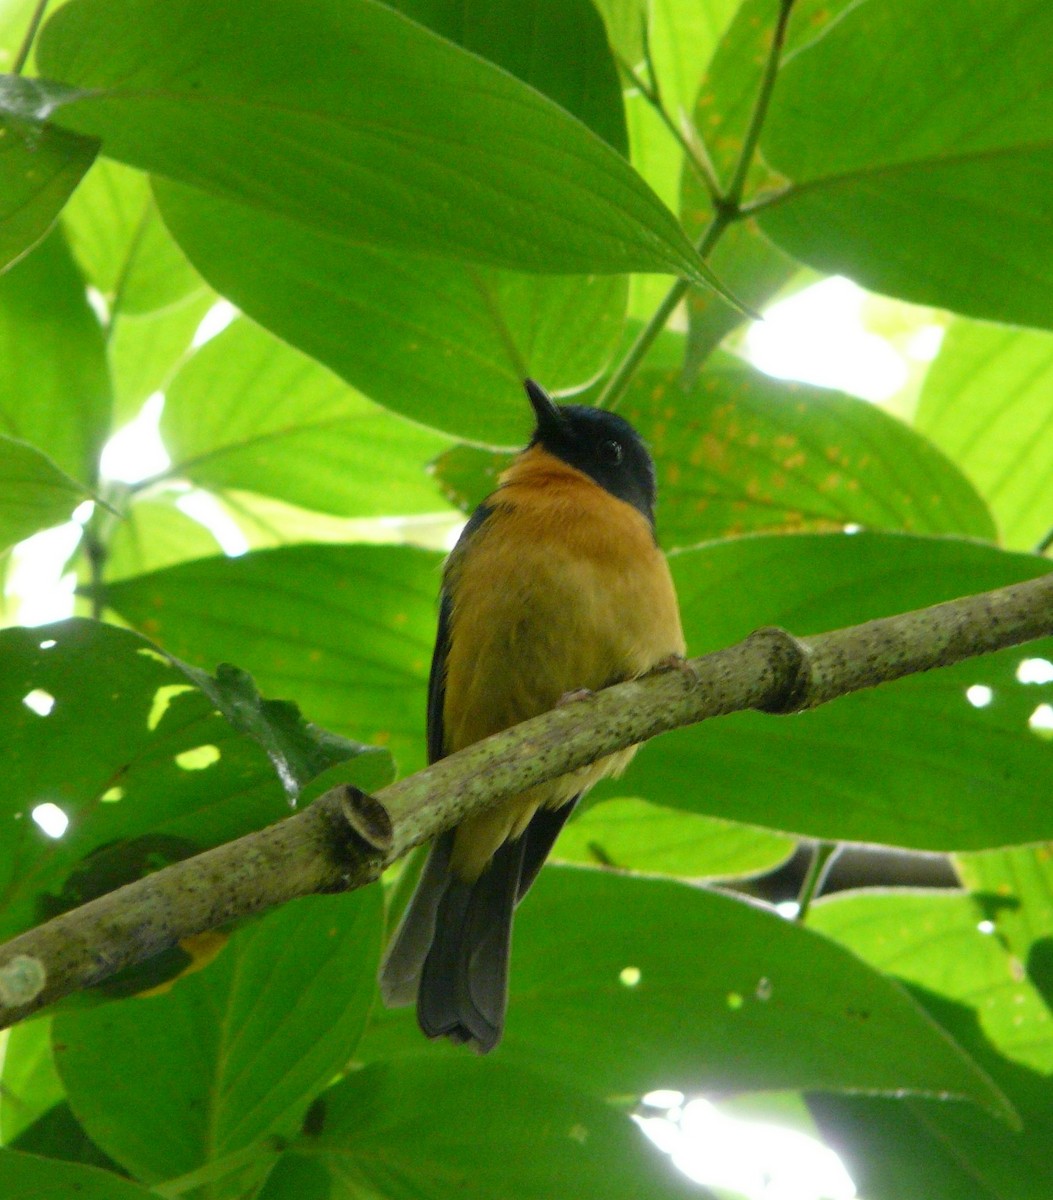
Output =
[{"x1": 602, "y1": 439, "x2": 624, "y2": 465}]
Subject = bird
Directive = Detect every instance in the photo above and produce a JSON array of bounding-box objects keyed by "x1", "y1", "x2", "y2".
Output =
[{"x1": 379, "y1": 378, "x2": 685, "y2": 1052}]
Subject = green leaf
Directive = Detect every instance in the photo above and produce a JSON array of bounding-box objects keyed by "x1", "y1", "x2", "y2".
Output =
[
  {"x1": 53, "y1": 888, "x2": 382, "y2": 1185},
  {"x1": 757, "y1": 0, "x2": 1053, "y2": 330},
  {"x1": 808, "y1": 890, "x2": 1053, "y2": 1198},
  {"x1": 390, "y1": 0, "x2": 627, "y2": 154},
  {"x1": 99, "y1": 544, "x2": 441, "y2": 774},
  {"x1": 148, "y1": 0, "x2": 633, "y2": 444},
  {"x1": 293, "y1": 1058, "x2": 707, "y2": 1200},
  {"x1": 0, "y1": 436, "x2": 90, "y2": 553},
  {"x1": 104, "y1": 497, "x2": 222, "y2": 581},
  {"x1": 957, "y1": 844, "x2": 1053, "y2": 983},
  {"x1": 159, "y1": 318, "x2": 453, "y2": 515},
  {"x1": 156, "y1": 179, "x2": 628, "y2": 446},
  {"x1": 0, "y1": 618, "x2": 388, "y2": 942},
  {"x1": 0, "y1": 1151, "x2": 153, "y2": 1200},
  {"x1": 0, "y1": 97, "x2": 97, "y2": 273},
  {"x1": 648, "y1": 0, "x2": 739, "y2": 123},
  {"x1": 179, "y1": 660, "x2": 393, "y2": 801},
  {"x1": 60, "y1": 157, "x2": 204, "y2": 315},
  {"x1": 10, "y1": 1103, "x2": 120, "y2": 1174},
  {"x1": 38, "y1": 0, "x2": 710, "y2": 287},
  {"x1": 553, "y1": 797, "x2": 795, "y2": 880},
  {"x1": 0, "y1": 1019, "x2": 64, "y2": 1144},
  {"x1": 621, "y1": 351, "x2": 996, "y2": 545},
  {"x1": 365, "y1": 867, "x2": 1008, "y2": 1118},
  {"x1": 620, "y1": 533, "x2": 1053, "y2": 851},
  {"x1": 107, "y1": 289, "x2": 213, "y2": 425},
  {"x1": 0, "y1": 228, "x2": 111, "y2": 483},
  {"x1": 915, "y1": 320, "x2": 1053, "y2": 551}
]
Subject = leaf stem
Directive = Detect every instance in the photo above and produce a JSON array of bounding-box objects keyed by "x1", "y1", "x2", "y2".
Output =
[
  {"x1": 597, "y1": 211, "x2": 729, "y2": 411},
  {"x1": 10, "y1": 0, "x2": 50, "y2": 75},
  {"x1": 795, "y1": 841, "x2": 838, "y2": 922},
  {"x1": 724, "y1": 0, "x2": 796, "y2": 209},
  {"x1": 598, "y1": 0, "x2": 798, "y2": 411},
  {"x1": 616, "y1": 53, "x2": 722, "y2": 204},
  {"x1": 1034, "y1": 524, "x2": 1053, "y2": 555}
]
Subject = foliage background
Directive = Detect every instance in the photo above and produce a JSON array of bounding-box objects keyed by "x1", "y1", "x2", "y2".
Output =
[{"x1": 2, "y1": 0, "x2": 1053, "y2": 1197}]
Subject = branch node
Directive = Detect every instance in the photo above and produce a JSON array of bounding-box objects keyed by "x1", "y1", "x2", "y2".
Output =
[
  {"x1": 339, "y1": 785, "x2": 394, "y2": 854},
  {"x1": 747, "y1": 625, "x2": 813, "y2": 713},
  {"x1": 0, "y1": 954, "x2": 47, "y2": 1006}
]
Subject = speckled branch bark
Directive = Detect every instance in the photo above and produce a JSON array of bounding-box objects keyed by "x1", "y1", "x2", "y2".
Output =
[{"x1": 1, "y1": 569, "x2": 1051, "y2": 1029}]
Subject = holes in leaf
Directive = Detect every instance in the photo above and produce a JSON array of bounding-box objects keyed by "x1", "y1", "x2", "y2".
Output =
[
  {"x1": 31, "y1": 802, "x2": 69, "y2": 838},
  {"x1": 175, "y1": 745, "x2": 220, "y2": 771},
  {"x1": 22, "y1": 689, "x2": 55, "y2": 716}
]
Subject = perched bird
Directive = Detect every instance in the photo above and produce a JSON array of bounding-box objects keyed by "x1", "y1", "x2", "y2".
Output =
[{"x1": 379, "y1": 379, "x2": 685, "y2": 1051}]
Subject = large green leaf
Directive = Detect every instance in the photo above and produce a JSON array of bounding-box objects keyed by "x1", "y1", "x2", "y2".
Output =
[
  {"x1": 60, "y1": 157, "x2": 204, "y2": 315},
  {"x1": 158, "y1": 318, "x2": 453, "y2": 515},
  {"x1": 147, "y1": 0, "x2": 632, "y2": 445},
  {"x1": 809, "y1": 890, "x2": 1053, "y2": 1199},
  {"x1": 915, "y1": 319, "x2": 1053, "y2": 551},
  {"x1": 100, "y1": 544, "x2": 441, "y2": 775},
  {"x1": 0, "y1": 619, "x2": 388, "y2": 942},
  {"x1": 617, "y1": 533, "x2": 1053, "y2": 850},
  {"x1": 756, "y1": 0, "x2": 1053, "y2": 330},
  {"x1": 37, "y1": 0, "x2": 711, "y2": 286},
  {"x1": 0, "y1": 228, "x2": 110, "y2": 483},
  {"x1": 0, "y1": 88, "x2": 97, "y2": 273},
  {"x1": 155, "y1": 183, "x2": 628, "y2": 446},
  {"x1": 0, "y1": 436, "x2": 89, "y2": 554},
  {"x1": 277, "y1": 1058, "x2": 707, "y2": 1200},
  {"x1": 365, "y1": 867, "x2": 1007, "y2": 1117},
  {"x1": 0, "y1": 1151, "x2": 153, "y2": 1200},
  {"x1": 620, "y1": 353, "x2": 995, "y2": 545},
  {"x1": 54, "y1": 888, "x2": 382, "y2": 1186},
  {"x1": 553, "y1": 796, "x2": 795, "y2": 880}
]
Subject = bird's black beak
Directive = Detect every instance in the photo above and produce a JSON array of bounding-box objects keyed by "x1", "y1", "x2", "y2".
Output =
[{"x1": 524, "y1": 378, "x2": 565, "y2": 438}]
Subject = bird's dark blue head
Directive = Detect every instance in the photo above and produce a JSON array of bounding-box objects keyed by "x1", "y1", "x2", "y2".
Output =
[{"x1": 524, "y1": 379, "x2": 657, "y2": 528}]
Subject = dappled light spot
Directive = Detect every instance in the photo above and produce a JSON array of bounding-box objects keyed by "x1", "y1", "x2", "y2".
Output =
[
  {"x1": 619, "y1": 966, "x2": 641, "y2": 988},
  {"x1": 31, "y1": 802, "x2": 69, "y2": 838},
  {"x1": 776, "y1": 901, "x2": 800, "y2": 920},
  {"x1": 643, "y1": 1089, "x2": 685, "y2": 1111},
  {"x1": 147, "y1": 684, "x2": 196, "y2": 731},
  {"x1": 755, "y1": 977, "x2": 773, "y2": 1001},
  {"x1": 638, "y1": 1095, "x2": 857, "y2": 1199},
  {"x1": 726, "y1": 991, "x2": 743, "y2": 1010},
  {"x1": 1017, "y1": 657, "x2": 1053, "y2": 685},
  {"x1": 1028, "y1": 704, "x2": 1053, "y2": 739},
  {"x1": 175, "y1": 745, "x2": 221, "y2": 770},
  {"x1": 978, "y1": 920, "x2": 996, "y2": 934},
  {"x1": 22, "y1": 689, "x2": 55, "y2": 716},
  {"x1": 966, "y1": 684, "x2": 993, "y2": 708},
  {"x1": 136, "y1": 647, "x2": 169, "y2": 666},
  {"x1": 38, "y1": 639, "x2": 57, "y2": 650},
  {"x1": 102, "y1": 786, "x2": 125, "y2": 803}
]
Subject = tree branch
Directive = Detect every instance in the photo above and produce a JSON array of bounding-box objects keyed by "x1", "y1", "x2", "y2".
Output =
[{"x1": 1, "y1": 570, "x2": 1051, "y2": 1029}]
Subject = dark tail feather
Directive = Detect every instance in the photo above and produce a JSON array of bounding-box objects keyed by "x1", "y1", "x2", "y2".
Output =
[{"x1": 378, "y1": 799, "x2": 580, "y2": 1053}]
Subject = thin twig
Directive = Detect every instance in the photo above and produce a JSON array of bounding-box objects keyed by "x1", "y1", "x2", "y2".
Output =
[{"x1": 10, "y1": 0, "x2": 50, "y2": 75}]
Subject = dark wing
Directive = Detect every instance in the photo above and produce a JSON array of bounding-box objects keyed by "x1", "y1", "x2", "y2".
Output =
[{"x1": 425, "y1": 500, "x2": 494, "y2": 767}]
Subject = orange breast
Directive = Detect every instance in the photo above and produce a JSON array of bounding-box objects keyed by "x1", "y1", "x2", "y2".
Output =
[{"x1": 441, "y1": 449, "x2": 685, "y2": 878}]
